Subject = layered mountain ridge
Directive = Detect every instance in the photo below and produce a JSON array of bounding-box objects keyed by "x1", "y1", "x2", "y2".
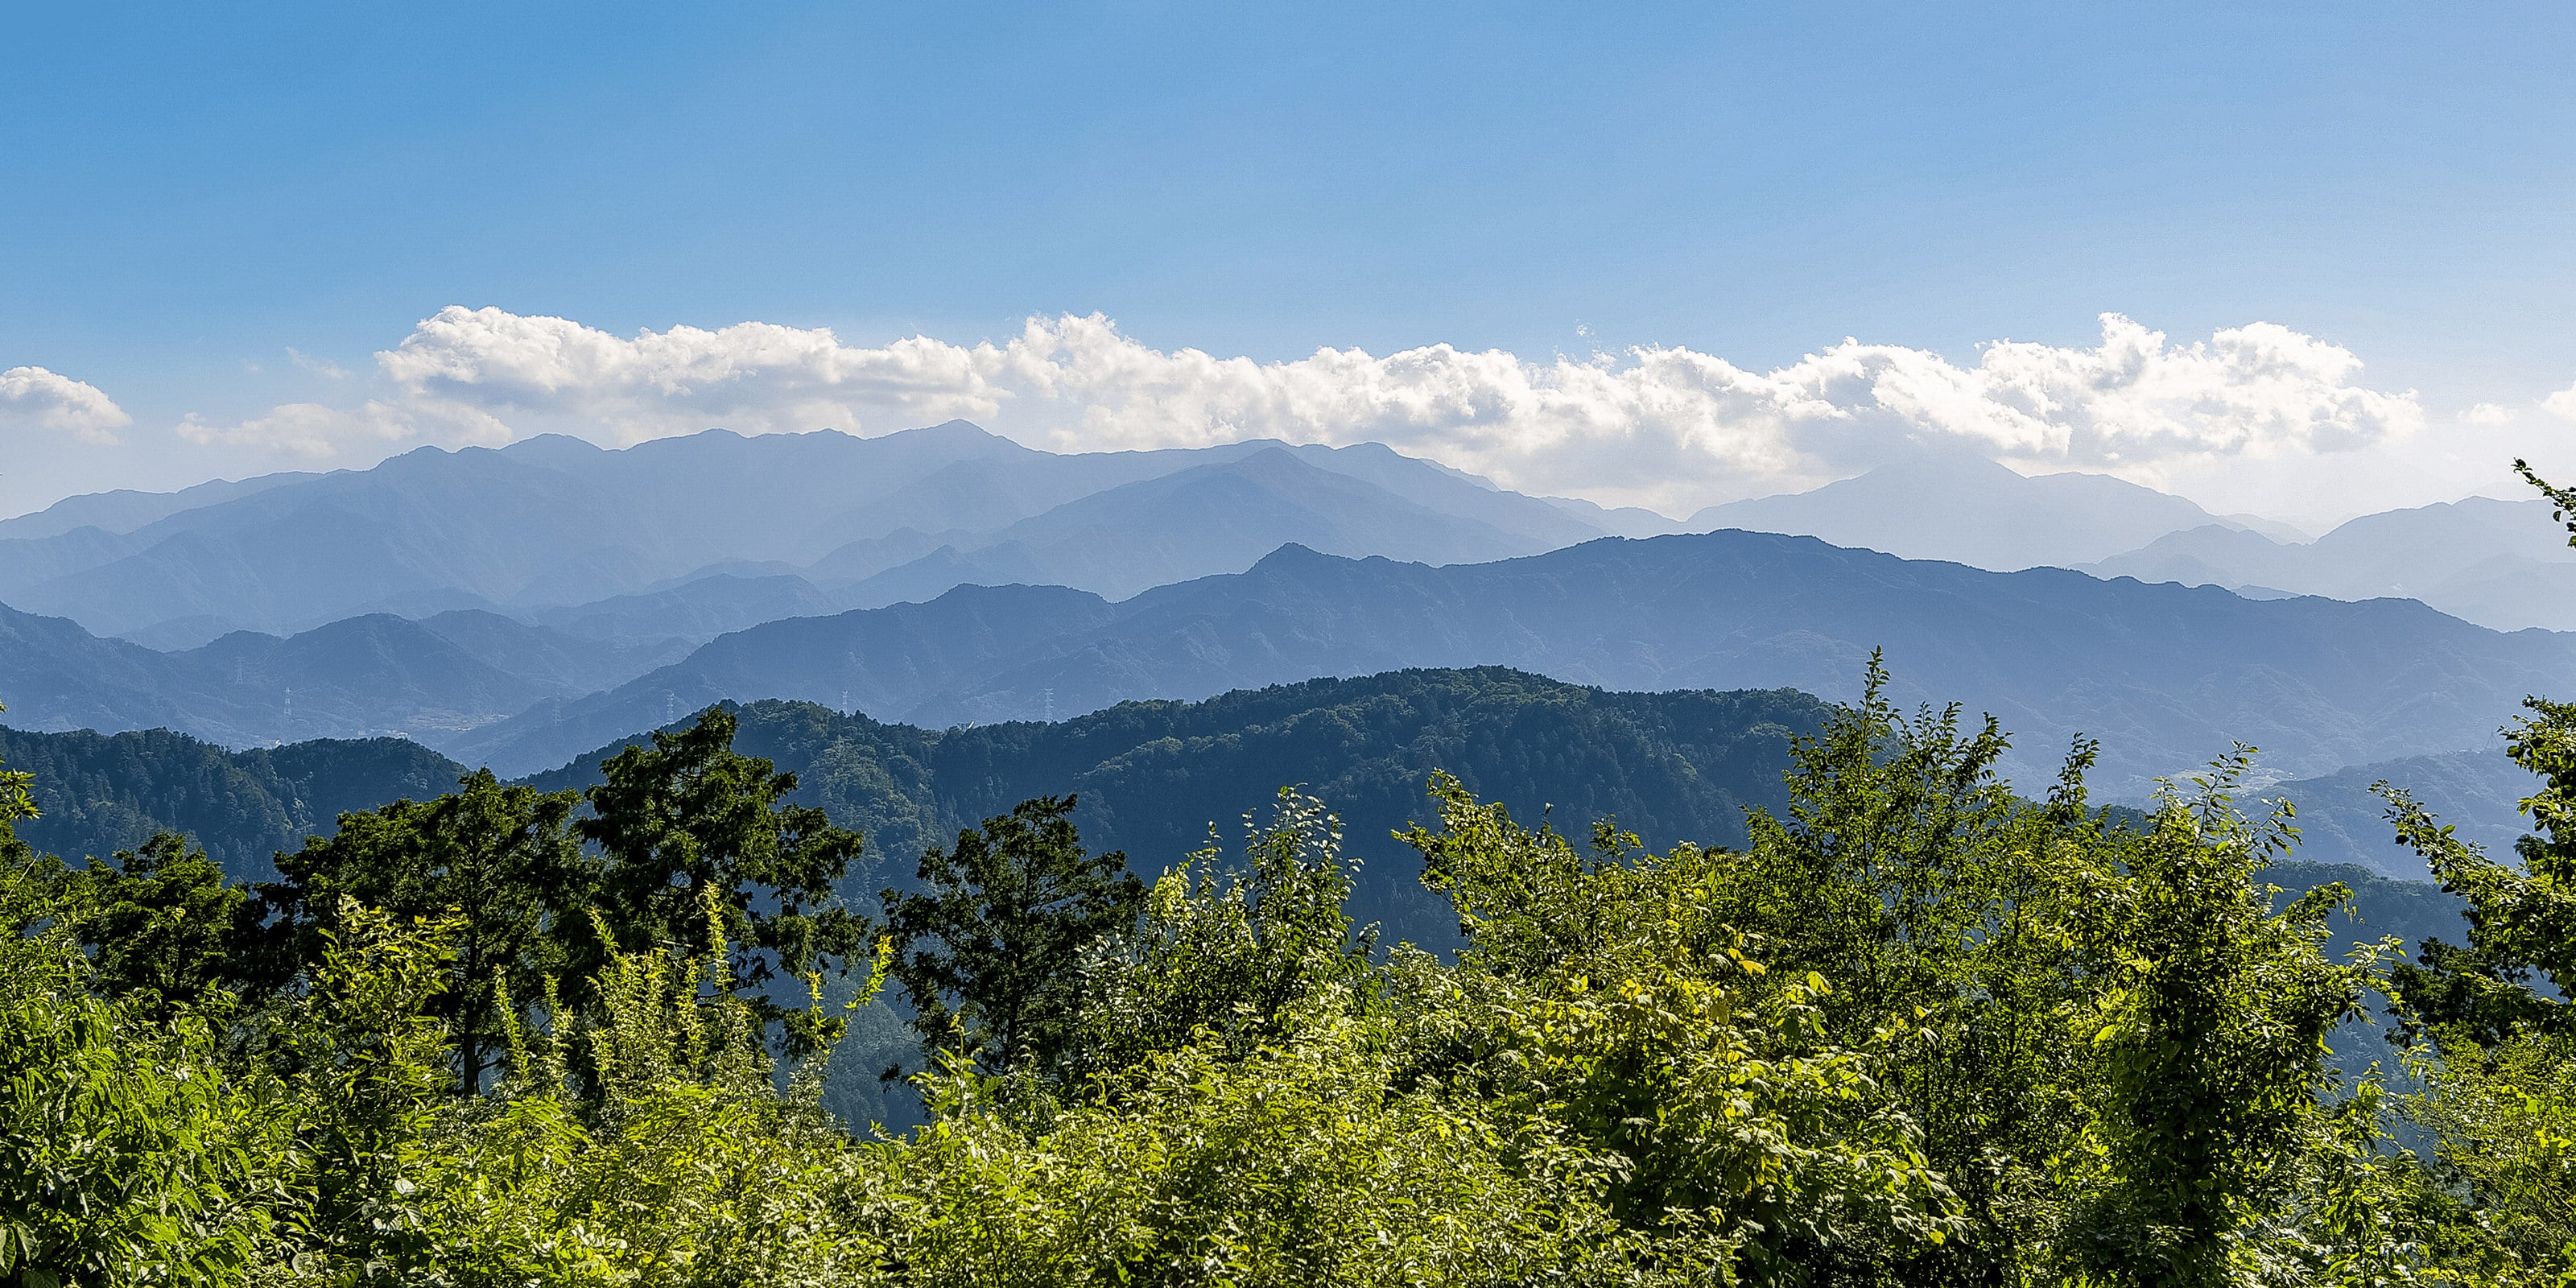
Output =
[
  {"x1": 2082, "y1": 497, "x2": 2576, "y2": 632},
  {"x1": 1687, "y1": 448, "x2": 2304, "y2": 570},
  {"x1": 0, "y1": 423, "x2": 1616, "y2": 645},
  {"x1": 6, "y1": 423, "x2": 2569, "y2": 814},
  {"x1": 451, "y1": 532, "x2": 2574, "y2": 795},
  {"x1": 14, "y1": 524, "x2": 2557, "y2": 804}
]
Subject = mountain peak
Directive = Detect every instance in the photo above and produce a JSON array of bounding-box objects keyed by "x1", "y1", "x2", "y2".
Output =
[
  {"x1": 497, "y1": 433, "x2": 609, "y2": 470},
  {"x1": 906, "y1": 419, "x2": 1006, "y2": 442}
]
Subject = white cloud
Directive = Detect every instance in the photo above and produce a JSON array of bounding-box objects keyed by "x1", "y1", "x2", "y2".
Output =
[
  {"x1": 199, "y1": 307, "x2": 2430, "y2": 512},
  {"x1": 2465, "y1": 402, "x2": 2517, "y2": 425},
  {"x1": 373, "y1": 306, "x2": 1013, "y2": 444},
  {"x1": 287, "y1": 348, "x2": 353, "y2": 380},
  {"x1": 2545, "y1": 382, "x2": 2576, "y2": 422},
  {"x1": 0, "y1": 365, "x2": 132, "y2": 444},
  {"x1": 175, "y1": 400, "x2": 454, "y2": 458}
]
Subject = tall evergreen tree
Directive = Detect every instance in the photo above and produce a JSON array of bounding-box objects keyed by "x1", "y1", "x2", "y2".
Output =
[
  {"x1": 578, "y1": 707, "x2": 870, "y2": 1055},
  {"x1": 70, "y1": 833, "x2": 258, "y2": 1019},
  {"x1": 265, "y1": 770, "x2": 590, "y2": 1093},
  {"x1": 881, "y1": 795, "x2": 1145, "y2": 1077}
]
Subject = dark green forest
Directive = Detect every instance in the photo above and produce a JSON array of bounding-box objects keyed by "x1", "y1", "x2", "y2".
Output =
[
  {"x1": 536, "y1": 668, "x2": 1836, "y2": 952},
  {"x1": 13, "y1": 469, "x2": 2576, "y2": 1285},
  {"x1": 3, "y1": 667, "x2": 2461, "y2": 960},
  {"x1": 0, "y1": 727, "x2": 465, "y2": 882}
]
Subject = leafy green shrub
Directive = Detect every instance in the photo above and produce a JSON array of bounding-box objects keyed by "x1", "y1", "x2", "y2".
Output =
[
  {"x1": 0, "y1": 881, "x2": 287, "y2": 1288},
  {"x1": 2, "y1": 664, "x2": 2571, "y2": 1286}
]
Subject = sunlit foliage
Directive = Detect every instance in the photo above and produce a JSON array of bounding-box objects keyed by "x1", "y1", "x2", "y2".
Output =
[{"x1": 0, "y1": 623, "x2": 2571, "y2": 1287}]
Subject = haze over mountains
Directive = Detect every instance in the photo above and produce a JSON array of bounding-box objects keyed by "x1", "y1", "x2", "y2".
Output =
[
  {"x1": 0, "y1": 422, "x2": 1621, "y2": 647},
  {"x1": 450, "y1": 532, "x2": 2572, "y2": 795},
  {"x1": 1698, "y1": 448, "x2": 2576, "y2": 634},
  {"x1": 1688, "y1": 448, "x2": 2309, "y2": 571},
  {"x1": 6, "y1": 522, "x2": 2563, "y2": 804},
  {"x1": 11, "y1": 420, "x2": 2558, "y2": 650},
  {"x1": 2083, "y1": 497, "x2": 2576, "y2": 633},
  {"x1": 3, "y1": 419, "x2": 2568, "y2": 832},
  {"x1": 0, "y1": 601, "x2": 687, "y2": 747}
]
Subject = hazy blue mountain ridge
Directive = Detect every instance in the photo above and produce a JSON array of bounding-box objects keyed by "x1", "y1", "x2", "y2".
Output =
[
  {"x1": 523, "y1": 575, "x2": 849, "y2": 645},
  {"x1": 2260, "y1": 748, "x2": 2535, "y2": 881},
  {"x1": 873, "y1": 446, "x2": 1570, "y2": 601},
  {"x1": 1688, "y1": 449, "x2": 2298, "y2": 571},
  {"x1": 0, "y1": 423, "x2": 1616, "y2": 646},
  {"x1": 0, "y1": 602, "x2": 682, "y2": 746},
  {"x1": 0, "y1": 472, "x2": 320, "y2": 542},
  {"x1": 2085, "y1": 496, "x2": 2576, "y2": 632},
  {"x1": 454, "y1": 532, "x2": 2576, "y2": 795},
  {"x1": 411, "y1": 610, "x2": 696, "y2": 694},
  {"x1": 1, "y1": 445, "x2": 644, "y2": 638},
  {"x1": 444, "y1": 584, "x2": 1125, "y2": 769},
  {"x1": 1542, "y1": 493, "x2": 1689, "y2": 539}
]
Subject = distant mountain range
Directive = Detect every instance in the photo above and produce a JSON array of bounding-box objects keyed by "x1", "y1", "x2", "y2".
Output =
[
  {"x1": 1678, "y1": 449, "x2": 2576, "y2": 634},
  {"x1": 444, "y1": 531, "x2": 2571, "y2": 795},
  {"x1": 0, "y1": 423, "x2": 1621, "y2": 646},
  {"x1": 10, "y1": 505, "x2": 2566, "y2": 799},
  {"x1": 0, "y1": 602, "x2": 686, "y2": 746},
  {"x1": 9, "y1": 422, "x2": 2574, "y2": 815},
  {"x1": 13, "y1": 425, "x2": 2564, "y2": 654},
  {"x1": 0, "y1": 472, "x2": 322, "y2": 543},
  {"x1": 2083, "y1": 497, "x2": 2576, "y2": 633},
  {"x1": 1688, "y1": 449, "x2": 2306, "y2": 571}
]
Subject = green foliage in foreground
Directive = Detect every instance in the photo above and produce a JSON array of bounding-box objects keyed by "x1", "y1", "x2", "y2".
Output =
[
  {"x1": 4, "y1": 661, "x2": 2576, "y2": 1287},
  {"x1": 882, "y1": 794, "x2": 1146, "y2": 1078}
]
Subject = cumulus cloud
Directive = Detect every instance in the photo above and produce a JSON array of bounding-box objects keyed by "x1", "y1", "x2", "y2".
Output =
[
  {"x1": 2465, "y1": 402, "x2": 2517, "y2": 425},
  {"x1": 374, "y1": 306, "x2": 1011, "y2": 442},
  {"x1": 1, "y1": 365, "x2": 132, "y2": 444},
  {"x1": 200, "y1": 307, "x2": 2429, "y2": 511},
  {"x1": 2545, "y1": 382, "x2": 2576, "y2": 422},
  {"x1": 175, "y1": 400, "x2": 456, "y2": 458}
]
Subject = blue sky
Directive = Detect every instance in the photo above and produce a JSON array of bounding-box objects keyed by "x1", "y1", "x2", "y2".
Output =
[{"x1": 5, "y1": 1, "x2": 2574, "y2": 522}]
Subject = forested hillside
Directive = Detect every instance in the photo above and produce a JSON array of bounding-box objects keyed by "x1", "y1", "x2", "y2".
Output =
[
  {"x1": 7, "y1": 662, "x2": 2562, "y2": 1286},
  {"x1": 5, "y1": 667, "x2": 2468, "y2": 961},
  {"x1": 527, "y1": 668, "x2": 1829, "y2": 947},
  {"x1": 0, "y1": 725, "x2": 462, "y2": 880}
]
